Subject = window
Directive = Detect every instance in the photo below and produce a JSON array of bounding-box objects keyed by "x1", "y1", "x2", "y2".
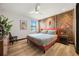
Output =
[{"x1": 31, "y1": 20, "x2": 36, "y2": 32}]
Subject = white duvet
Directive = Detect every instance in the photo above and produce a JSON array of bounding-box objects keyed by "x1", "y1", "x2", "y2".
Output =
[
  {"x1": 27, "y1": 33, "x2": 57, "y2": 46},
  {"x1": 28, "y1": 33, "x2": 57, "y2": 40}
]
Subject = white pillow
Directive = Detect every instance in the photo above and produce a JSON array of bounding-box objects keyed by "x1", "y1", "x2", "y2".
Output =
[
  {"x1": 48, "y1": 30, "x2": 56, "y2": 34},
  {"x1": 41, "y1": 30, "x2": 48, "y2": 34}
]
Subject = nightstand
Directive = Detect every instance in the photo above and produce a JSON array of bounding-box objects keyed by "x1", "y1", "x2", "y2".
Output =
[{"x1": 59, "y1": 35, "x2": 68, "y2": 45}]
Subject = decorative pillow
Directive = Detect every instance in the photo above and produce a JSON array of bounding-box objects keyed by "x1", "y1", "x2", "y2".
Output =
[
  {"x1": 41, "y1": 30, "x2": 48, "y2": 34},
  {"x1": 47, "y1": 30, "x2": 56, "y2": 34}
]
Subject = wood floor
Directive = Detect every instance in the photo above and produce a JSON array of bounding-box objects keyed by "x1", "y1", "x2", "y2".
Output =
[{"x1": 8, "y1": 39, "x2": 78, "y2": 56}]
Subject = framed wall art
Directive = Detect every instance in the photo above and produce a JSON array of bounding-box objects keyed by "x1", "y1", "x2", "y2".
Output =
[{"x1": 20, "y1": 20, "x2": 27, "y2": 30}]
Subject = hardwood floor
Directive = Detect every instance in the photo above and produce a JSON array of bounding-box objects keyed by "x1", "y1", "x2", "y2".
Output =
[{"x1": 8, "y1": 39, "x2": 78, "y2": 56}]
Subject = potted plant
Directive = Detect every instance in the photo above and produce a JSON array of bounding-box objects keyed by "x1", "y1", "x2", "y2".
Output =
[{"x1": 0, "y1": 15, "x2": 12, "y2": 37}]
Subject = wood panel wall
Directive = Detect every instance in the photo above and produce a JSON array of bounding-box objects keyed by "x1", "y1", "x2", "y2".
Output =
[
  {"x1": 56, "y1": 10, "x2": 74, "y2": 44},
  {"x1": 39, "y1": 10, "x2": 74, "y2": 44},
  {"x1": 39, "y1": 16, "x2": 56, "y2": 32}
]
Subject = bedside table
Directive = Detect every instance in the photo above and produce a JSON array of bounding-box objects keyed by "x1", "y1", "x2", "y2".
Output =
[{"x1": 59, "y1": 35, "x2": 68, "y2": 45}]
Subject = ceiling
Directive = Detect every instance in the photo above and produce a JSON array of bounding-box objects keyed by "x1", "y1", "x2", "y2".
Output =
[{"x1": 0, "y1": 3, "x2": 76, "y2": 19}]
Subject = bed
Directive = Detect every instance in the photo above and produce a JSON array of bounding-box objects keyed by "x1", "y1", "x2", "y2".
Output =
[{"x1": 27, "y1": 33, "x2": 57, "y2": 53}]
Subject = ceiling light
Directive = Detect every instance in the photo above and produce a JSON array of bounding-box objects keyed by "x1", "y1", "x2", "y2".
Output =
[
  {"x1": 29, "y1": 3, "x2": 41, "y2": 14},
  {"x1": 62, "y1": 9, "x2": 65, "y2": 11},
  {"x1": 35, "y1": 11, "x2": 39, "y2": 14}
]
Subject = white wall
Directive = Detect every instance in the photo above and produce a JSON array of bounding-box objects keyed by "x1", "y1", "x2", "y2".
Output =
[
  {"x1": 10, "y1": 17, "x2": 32, "y2": 39},
  {"x1": 0, "y1": 11, "x2": 33, "y2": 39}
]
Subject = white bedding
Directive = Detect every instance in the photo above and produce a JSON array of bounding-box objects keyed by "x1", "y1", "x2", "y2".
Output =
[
  {"x1": 27, "y1": 33, "x2": 57, "y2": 46},
  {"x1": 28, "y1": 33, "x2": 57, "y2": 40}
]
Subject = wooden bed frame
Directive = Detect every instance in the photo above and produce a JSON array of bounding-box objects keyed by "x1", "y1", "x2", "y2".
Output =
[{"x1": 27, "y1": 38, "x2": 58, "y2": 53}]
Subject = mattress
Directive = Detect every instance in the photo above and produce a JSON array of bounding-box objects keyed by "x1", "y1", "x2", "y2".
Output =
[{"x1": 27, "y1": 33, "x2": 57, "y2": 46}]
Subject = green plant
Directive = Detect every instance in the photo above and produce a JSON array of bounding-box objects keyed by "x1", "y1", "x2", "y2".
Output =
[{"x1": 0, "y1": 15, "x2": 12, "y2": 35}]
